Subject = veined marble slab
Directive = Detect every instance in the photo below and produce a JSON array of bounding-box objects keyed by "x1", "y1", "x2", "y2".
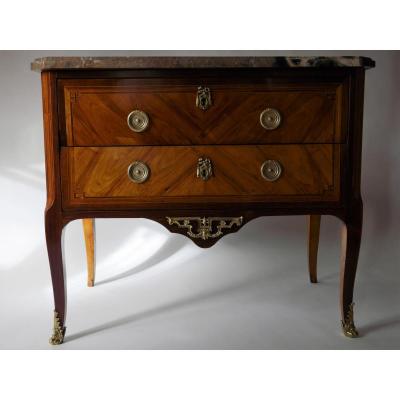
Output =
[{"x1": 31, "y1": 56, "x2": 375, "y2": 71}]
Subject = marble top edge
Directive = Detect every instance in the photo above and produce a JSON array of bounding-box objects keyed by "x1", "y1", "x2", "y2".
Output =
[{"x1": 31, "y1": 56, "x2": 375, "y2": 72}]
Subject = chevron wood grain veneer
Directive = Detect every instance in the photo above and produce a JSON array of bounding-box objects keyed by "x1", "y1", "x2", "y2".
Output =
[{"x1": 32, "y1": 55, "x2": 375, "y2": 344}]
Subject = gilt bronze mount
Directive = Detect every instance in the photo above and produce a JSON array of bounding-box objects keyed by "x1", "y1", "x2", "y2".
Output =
[
  {"x1": 166, "y1": 216, "x2": 243, "y2": 240},
  {"x1": 196, "y1": 157, "x2": 213, "y2": 181},
  {"x1": 127, "y1": 110, "x2": 150, "y2": 133},
  {"x1": 341, "y1": 303, "x2": 359, "y2": 338},
  {"x1": 196, "y1": 86, "x2": 212, "y2": 111},
  {"x1": 49, "y1": 311, "x2": 66, "y2": 345}
]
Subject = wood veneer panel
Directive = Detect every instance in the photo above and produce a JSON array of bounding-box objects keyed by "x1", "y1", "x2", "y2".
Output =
[
  {"x1": 61, "y1": 144, "x2": 340, "y2": 208},
  {"x1": 63, "y1": 82, "x2": 344, "y2": 146}
]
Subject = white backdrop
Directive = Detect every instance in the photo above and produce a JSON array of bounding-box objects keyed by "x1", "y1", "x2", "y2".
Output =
[{"x1": 0, "y1": 51, "x2": 399, "y2": 349}]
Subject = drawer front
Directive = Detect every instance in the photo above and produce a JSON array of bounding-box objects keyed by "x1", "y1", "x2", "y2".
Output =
[
  {"x1": 62, "y1": 81, "x2": 345, "y2": 146},
  {"x1": 61, "y1": 145, "x2": 340, "y2": 208}
]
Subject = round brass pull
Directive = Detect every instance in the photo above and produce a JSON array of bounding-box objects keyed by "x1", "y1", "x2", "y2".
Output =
[
  {"x1": 260, "y1": 108, "x2": 282, "y2": 130},
  {"x1": 127, "y1": 110, "x2": 149, "y2": 133},
  {"x1": 127, "y1": 161, "x2": 150, "y2": 183},
  {"x1": 261, "y1": 160, "x2": 282, "y2": 182}
]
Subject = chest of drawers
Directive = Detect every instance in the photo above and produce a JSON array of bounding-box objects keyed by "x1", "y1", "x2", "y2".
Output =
[{"x1": 32, "y1": 56, "x2": 374, "y2": 345}]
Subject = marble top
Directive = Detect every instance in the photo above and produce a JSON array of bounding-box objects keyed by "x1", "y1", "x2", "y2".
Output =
[{"x1": 31, "y1": 56, "x2": 375, "y2": 71}]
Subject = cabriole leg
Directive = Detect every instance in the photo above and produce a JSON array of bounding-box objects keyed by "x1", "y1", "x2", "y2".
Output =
[
  {"x1": 45, "y1": 212, "x2": 66, "y2": 345},
  {"x1": 340, "y1": 202, "x2": 363, "y2": 338}
]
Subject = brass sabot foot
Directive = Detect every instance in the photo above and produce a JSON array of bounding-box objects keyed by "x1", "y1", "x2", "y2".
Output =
[
  {"x1": 49, "y1": 311, "x2": 66, "y2": 345},
  {"x1": 341, "y1": 303, "x2": 359, "y2": 338}
]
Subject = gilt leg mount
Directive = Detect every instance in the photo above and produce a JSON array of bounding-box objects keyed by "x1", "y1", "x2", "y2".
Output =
[
  {"x1": 49, "y1": 311, "x2": 66, "y2": 345},
  {"x1": 341, "y1": 303, "x2": 359, "y2": 338}
]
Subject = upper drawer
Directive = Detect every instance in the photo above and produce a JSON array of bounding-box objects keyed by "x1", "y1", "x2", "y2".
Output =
[{"x1": 60, "y1": 79, "x2": 347, "y2": 146}]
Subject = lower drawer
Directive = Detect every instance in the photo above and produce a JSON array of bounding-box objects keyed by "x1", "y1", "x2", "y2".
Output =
[{"x1": 61, "y1": 144, "x2": 340, "y2": 208}]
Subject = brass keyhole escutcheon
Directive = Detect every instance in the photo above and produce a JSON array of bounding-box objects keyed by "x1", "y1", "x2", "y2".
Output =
[
  {"x1": 196, "y1": 87, "x2": 212, "y2": 111},
  {"x1": 260, "y1": 108, "x2": 282, "y2": 130},
  {"x1": 261, "y1": 160, "x2": 282, "y2": 182},
  {"x1": 127, "y1": 161, "x2": 150, "y2": 183},
  {"x1": 127, "y1": 110, "x2": 150, "y2": 133},
  {"x1": 197, "y1": 157, "x2": 213, "y2": 181}
]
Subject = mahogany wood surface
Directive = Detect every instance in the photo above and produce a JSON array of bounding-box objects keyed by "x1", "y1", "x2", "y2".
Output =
[
  {"x1": 36, "y1": 61, "x2": 373, "y2": 343},
  {"x1": 339, "y1": 68, "x2": 366, "y2": 332},
  {"x1": 61, "y1": 144, "x2": 340, "y2": 208},
  {"x1": 62, "y1": 80, "x2": 345, "y2": 146},
  {"x1": 82, "y1": 219, "x2": 95, "y2": 287},
  {"x1": 340, "y1": 200, "x2": 363, "y2": 327},
  {"x1": 42, "y1": 72, "x2": 67, "y2": 341},
  {"x1": 308, "y1": 215, "x2": 321, "y2": 283}
]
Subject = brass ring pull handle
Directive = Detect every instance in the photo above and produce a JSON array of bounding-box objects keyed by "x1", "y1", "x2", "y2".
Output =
[
  {"x1": 127, "y1": 161, "x2": 150, "y2": 183},
  {"x1": 127, "y1": 110, "x2": 150, "y2": 132},
  {"x1": 197, "y1": 157, "x2": 213, "y2": 181},
  {"x1": 260, "y1": 108, "x2": 282, "y2": 130},
  {"x1": 261, "y1": 160, "x2": 282, "y2": 182},
  {"x1": 196, "y1": 87, "x2": 212, "y2": 111}
]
